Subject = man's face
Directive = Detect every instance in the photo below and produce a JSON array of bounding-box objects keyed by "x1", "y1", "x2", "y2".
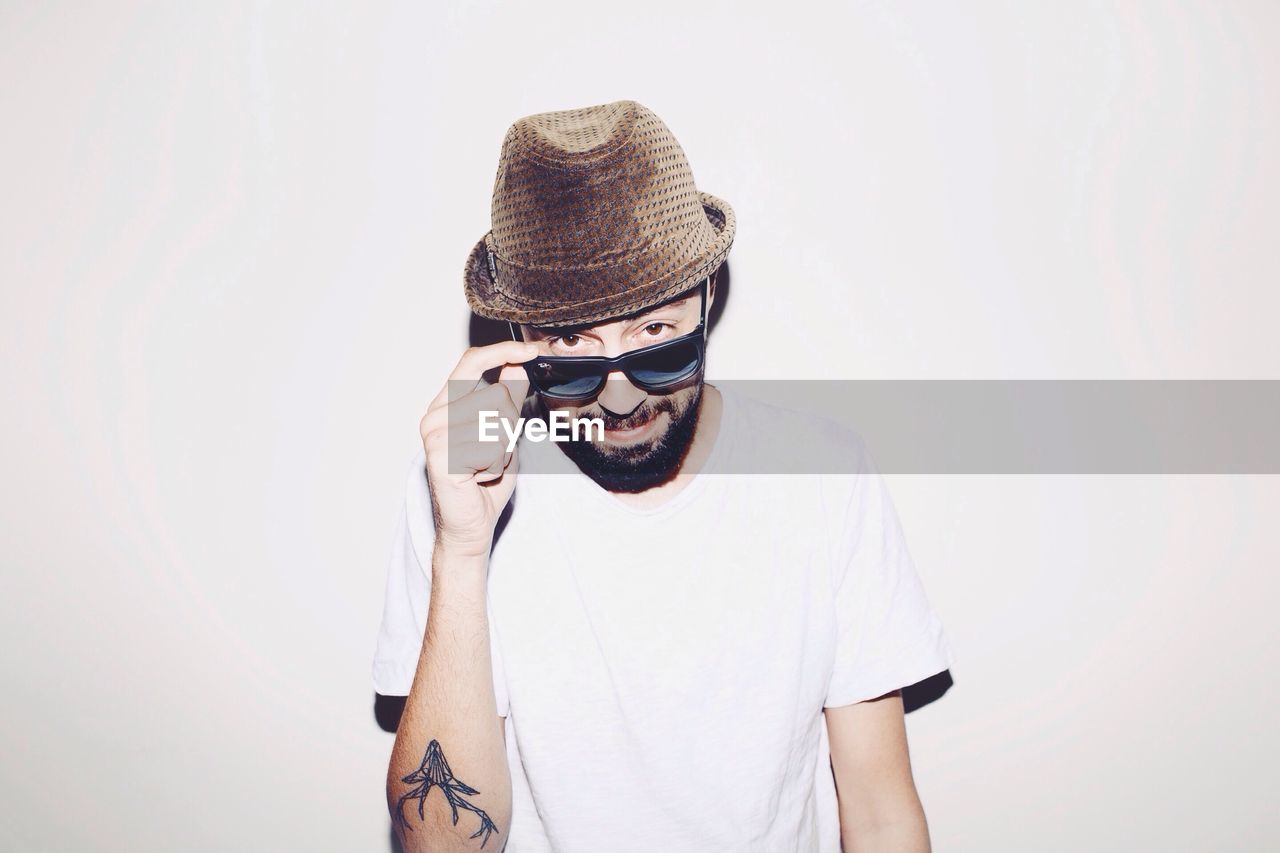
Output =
[{"x1": 519, "y1": 284, "x2": 712, "y2": 492}]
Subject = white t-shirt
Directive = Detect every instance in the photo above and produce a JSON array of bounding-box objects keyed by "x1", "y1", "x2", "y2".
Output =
[{"x1": 373, "y1": 385, "x2": 954, "y2": 852}]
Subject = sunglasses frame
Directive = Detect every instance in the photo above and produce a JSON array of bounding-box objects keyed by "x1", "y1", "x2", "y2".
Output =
[{"x1": 510, "y1": 278, "x2": 709, "y2": 402}]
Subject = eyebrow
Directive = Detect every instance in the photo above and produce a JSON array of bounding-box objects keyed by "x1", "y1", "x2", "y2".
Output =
[{"x1": 528, "y1": 297, "x2": 693, "y2": 337}]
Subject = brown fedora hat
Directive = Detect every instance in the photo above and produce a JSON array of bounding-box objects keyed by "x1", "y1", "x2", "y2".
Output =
[{"x1": 463, "y1": 100, "x2": 735, "y2": 326}]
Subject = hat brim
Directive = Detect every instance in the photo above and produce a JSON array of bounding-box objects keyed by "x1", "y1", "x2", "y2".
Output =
[{"x1": 463, "y1": 191, "x2": 735, "y2": 327}]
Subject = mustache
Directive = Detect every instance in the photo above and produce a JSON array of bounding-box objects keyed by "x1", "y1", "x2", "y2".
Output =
[{"x1": 578, "y1": 397, "x2": 676, "y2": 431}]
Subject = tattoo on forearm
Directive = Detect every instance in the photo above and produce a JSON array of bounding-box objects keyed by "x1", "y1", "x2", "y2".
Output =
[{"x1": 394, "y1": 739, "x2": 499, "y2": 848}]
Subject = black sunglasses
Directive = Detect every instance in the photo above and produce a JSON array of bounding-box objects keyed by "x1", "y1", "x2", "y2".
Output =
[{"x1": 511, "y1": 279, "x2": 708, "y2": 402}]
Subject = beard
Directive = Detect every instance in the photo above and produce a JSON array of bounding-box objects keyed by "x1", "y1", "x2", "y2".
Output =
[{"x1": 533, "y1": 381, "x2": 705, "y2": 493}]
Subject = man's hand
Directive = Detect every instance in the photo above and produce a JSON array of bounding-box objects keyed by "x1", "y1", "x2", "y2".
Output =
[{"x1": 419, "y1": 341, "x2": 535, "y2": 559}]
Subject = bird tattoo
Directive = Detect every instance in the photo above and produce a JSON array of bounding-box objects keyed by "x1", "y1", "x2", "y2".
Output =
[{"x1": 394, "y1": 739, "x2": 498, "y2": 848}]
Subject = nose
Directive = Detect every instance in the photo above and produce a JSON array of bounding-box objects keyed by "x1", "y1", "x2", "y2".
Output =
[{"x1": 595, "y1": 371, "x2": 646, "y2": 416}]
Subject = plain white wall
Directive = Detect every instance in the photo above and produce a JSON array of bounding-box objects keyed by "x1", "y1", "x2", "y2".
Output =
[{"x1": 3, "y1": 1, "x2": 1278, "y2": 850}]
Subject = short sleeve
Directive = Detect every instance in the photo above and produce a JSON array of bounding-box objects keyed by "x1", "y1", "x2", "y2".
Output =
[
  {"x1": 824, "y1": 439, "x2": 954, "y2": 708},
  {"x1": 371, "y1": 448, "x2": 510, "y2": 717}
]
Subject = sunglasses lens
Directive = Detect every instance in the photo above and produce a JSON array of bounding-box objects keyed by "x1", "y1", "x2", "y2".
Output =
[
  {"x1": 525, "y1": 361, "x2": 605, "y2": 399},
  {"x1": 524, "y1": 332, "x2": 703, "y2": 399},
  {"x1": 628, "y1": 338, "x2": 702, "y2": 388}
]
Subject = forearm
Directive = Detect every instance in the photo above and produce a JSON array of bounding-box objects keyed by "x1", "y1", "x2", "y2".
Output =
[{"x1": 387, "y1": 546, "x2": 511, "y2": 852}]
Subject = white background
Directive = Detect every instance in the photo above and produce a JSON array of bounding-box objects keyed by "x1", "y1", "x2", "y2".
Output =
[{"x1": 3, "y1": 1, "x2": 1278, "y2": 850}]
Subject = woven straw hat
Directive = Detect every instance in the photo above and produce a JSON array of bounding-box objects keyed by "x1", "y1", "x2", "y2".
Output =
[{"x1": 463, "y1": 100, "x2": 735, "y2": 326}]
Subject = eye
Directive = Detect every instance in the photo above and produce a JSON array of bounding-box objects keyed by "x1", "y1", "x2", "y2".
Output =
[
  {"x1": 552, "y1": 334, "x2": 581, "y2": 348},
  {"x1": 643, "y1": 322, "x2": 671, "y2": 336}
]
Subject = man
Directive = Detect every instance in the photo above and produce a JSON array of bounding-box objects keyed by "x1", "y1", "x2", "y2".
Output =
[{"x1": 374, "y1": 100, "x2": 954, "y2": 852}]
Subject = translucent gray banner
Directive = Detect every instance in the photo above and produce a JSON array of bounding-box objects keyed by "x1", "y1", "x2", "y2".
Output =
[{"x1": 444, "y1": 380, "x2": 1280, "y2": 475}]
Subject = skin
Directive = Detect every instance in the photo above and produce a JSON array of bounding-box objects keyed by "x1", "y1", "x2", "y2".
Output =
[
  {"x1": 826, "y1": 691, "x2": 933, "y2": 852},
  {"x1": 389, "y1": 272, "x2": 933, "y2": 851}
]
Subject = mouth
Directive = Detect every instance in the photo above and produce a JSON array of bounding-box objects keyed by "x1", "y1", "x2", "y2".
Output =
[{"x1": 603, "y1": 414, "x2": 661, "y2": 444}]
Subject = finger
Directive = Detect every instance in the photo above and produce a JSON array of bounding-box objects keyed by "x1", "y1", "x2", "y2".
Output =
[
  {"x1": 428, "y1": 342, "x2": 539, "y2": 414},
  {"x1": 474, "y1": 440, "x2": 513, "y2": 483},
  {"x1": 419, "y1": 406, "x2": 449, "y2": 439},
  {"x1": 447, "y1": 440, "x2": 508, "y2": 478},
  {"x1": 449, "y1": 342, "x2": 539, "y2": 385},
  {"x1": 477, "y1": 452, "x2": 507, "y2": 483},
  {"x1": 497, "y1": 362, "x2": 531, "y2": 413},
  {"x1": 446, "y1": 384, "x2": 521, "y2": 429}
]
